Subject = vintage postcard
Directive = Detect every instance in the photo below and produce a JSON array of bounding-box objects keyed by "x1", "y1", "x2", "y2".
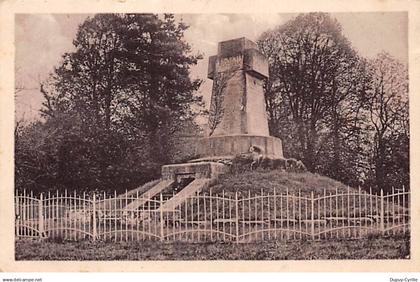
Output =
[{"x1": 0, "y1": 0, "x2": 419, "y2": 272}]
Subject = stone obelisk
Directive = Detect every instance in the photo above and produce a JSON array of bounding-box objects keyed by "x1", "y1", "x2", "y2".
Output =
[{"x1": 196, "y1": 37, "x2": 283, "y2": 160}]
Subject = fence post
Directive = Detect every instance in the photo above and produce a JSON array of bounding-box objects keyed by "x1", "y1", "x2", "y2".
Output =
[
  {"x1": 209, "y1": 189, "x2": 213, "y2": 242},
  {"x1": 160, "y1": 193, "x2": 164, "y2": 241},
  {"x1": 311, "y1": 191, "x2": 315, "y2": 240},
  {"x1": 92, "y1": 193, "x2": 97, "y2": 241},
  {"x1": 380, "y1": 189, "x2": 385, "y2": 234},
  {"x1": 38, "y1": 193, "x2": 44, "y2": 238},
  {"x1": 15, "y1": 191, "x2": 19, "y2": 239},
  {"x1": 235, "y1": 192, "x2": 239, "y2": 244}
]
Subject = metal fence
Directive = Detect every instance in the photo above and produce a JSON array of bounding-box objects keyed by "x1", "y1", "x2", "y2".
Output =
[{"x1": 15, "y1": 187, "x2": 410, "y2": 242}]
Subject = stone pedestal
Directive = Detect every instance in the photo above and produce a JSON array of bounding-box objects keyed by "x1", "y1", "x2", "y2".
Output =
[{"x1": 195, "y1": 134, "x2": 283, "y2": 160}]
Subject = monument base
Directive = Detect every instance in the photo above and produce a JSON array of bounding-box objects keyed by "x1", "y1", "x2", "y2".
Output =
[
  {"x1": 162, "y1": 162, "x2": 229, "y2": 181},
  {"x1": 194, "y1": 134, "x2": 283, "y2": 160}
]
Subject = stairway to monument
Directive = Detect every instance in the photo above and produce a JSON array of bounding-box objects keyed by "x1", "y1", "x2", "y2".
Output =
[
  {"x1": 123, "y1": 179, "x2": 174, "y2": 211},
  {"x1": 158, "y1": 178, "x2": 213, "y2": 211},
  {"x1": 122, "y1": 162, "x2": 227, "y2": 211}
]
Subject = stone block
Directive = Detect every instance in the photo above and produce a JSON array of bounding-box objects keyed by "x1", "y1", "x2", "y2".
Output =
[
  {"x1": 215, "y1": 55, "x2": 243, "y2": 73},
  {"x1": 245, "y1": 72, "x2": 269, "y2": 136},
  {"x1": 210, "y1": 71, "x2": 246, "y2": 136},
  {"x1": 161, "y1": 162, "x2": 229, "y2": 181},
  {"x1": 218, "y1": 37, "x2": 258, "y2": 58},
  {"x1": 207, "y1": 55, "x2": 217, "y2": 79},
  {"x1": 244, "y1": 49, "x2": 269, "y2": 79}
]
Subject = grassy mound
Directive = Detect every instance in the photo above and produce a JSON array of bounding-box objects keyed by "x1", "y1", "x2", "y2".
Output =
[
  {"x1": 209, "y1": 169, "x2": 357, "y2": 197},
  {"x1": 206, "y1": 168, "x2": 408, "y2": 217}
]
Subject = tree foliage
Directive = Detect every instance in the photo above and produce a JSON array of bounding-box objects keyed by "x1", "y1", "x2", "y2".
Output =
[
  {"x1": 258, "y1": 13, "x2": 409, "y2": 191},
  {"x1": 16, "y1": 14, "x2": 203, "y2": 194},
  {"x1": 367, "y1": 52, "x2": 409, "y2": 191}
]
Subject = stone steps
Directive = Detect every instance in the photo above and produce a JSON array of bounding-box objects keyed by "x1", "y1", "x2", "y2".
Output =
[
  {"x1": 123, "y1": 179, "x2": 174, "y2": 211},
  {"x1": 158, "y1": 178, "x2": 213, "y2": 211}
]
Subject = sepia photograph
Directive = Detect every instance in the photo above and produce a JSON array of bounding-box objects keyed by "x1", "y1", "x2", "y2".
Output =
[{"x1": 8, "y1": 7, "x2": 414, "y2": 266}]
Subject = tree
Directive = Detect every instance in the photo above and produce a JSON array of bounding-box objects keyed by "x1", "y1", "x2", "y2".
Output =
[
  {"x1": 115, "y1": 14, "x2": 203, "y2": 164},
  {"x1": 318, "y1": 57, "x2": 373, "y2": 185},
  {"x1": 367, "y1": 52, "x2": 409, "y2": 192},
  {"x1": 16, "y1": 14, "x2": 203, "y2": 193},
  {"x1": 258, "y1": 13, "x2": 367, "y2": 176}
]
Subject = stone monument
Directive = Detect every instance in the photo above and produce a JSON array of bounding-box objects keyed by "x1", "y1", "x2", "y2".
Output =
[
  {"x1": 195, "y1": 37, "x2": 283, "y2": 160},
  {"x1": 128, "y1": 38, "x2": 284, "y2": 209}
]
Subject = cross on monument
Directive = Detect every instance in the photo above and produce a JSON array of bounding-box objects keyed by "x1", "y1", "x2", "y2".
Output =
[
  {"x1": 207, "y1": 37, "x2": 270, "y2": 136},
  {"x1": 195, "y1": 37, "x2": 283, "y2": 160}
]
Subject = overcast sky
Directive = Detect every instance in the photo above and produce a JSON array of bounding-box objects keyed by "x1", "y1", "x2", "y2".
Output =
[{"x1": 15, "y1": 12, "x2": 408, "y2": 121}]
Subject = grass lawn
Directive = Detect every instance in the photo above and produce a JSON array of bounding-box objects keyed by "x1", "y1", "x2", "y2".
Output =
[{"x1": 15, "y1": 234, "x2": 410, "y2": 260}]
